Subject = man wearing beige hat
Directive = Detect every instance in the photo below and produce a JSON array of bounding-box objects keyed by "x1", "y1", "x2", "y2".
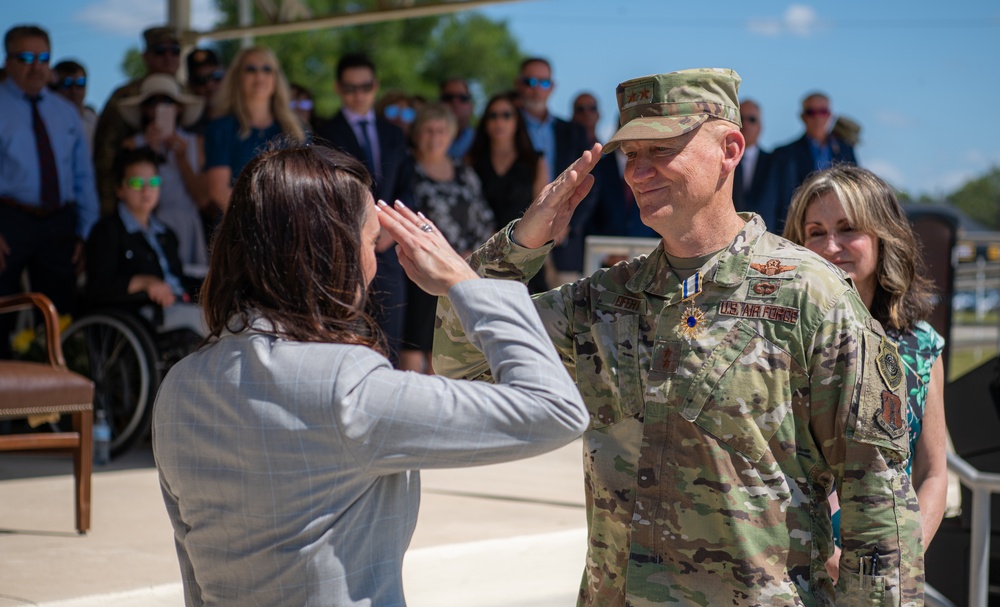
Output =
[
  {"x1": 93, "y1": 26, "x2": 183, "y2": 213},
  {"x1": 434, "y1": 68, "x2": 922, "y2": 605}
]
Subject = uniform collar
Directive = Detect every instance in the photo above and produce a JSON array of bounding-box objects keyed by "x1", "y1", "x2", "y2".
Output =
[{"x1": 626, "y1": 212, "x2": 766, "y2": 298}]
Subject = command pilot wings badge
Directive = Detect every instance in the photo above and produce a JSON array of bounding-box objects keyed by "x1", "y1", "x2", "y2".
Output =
[{"x1": 750, "y1": 259, "x2": 797, "y2": 276}]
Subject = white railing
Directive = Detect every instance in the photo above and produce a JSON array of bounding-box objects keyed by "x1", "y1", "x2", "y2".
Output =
[{"x1": 946, "y1": 452, "x2": 1000, "y2": 607}]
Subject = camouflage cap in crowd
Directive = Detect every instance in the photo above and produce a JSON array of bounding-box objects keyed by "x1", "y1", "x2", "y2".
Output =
[
  {"x1": 604, "y1": 68, "x2": 742, "y2": 153},
  {"x1": 143, "y1": 26, "x2": 179, "y2": 49}
]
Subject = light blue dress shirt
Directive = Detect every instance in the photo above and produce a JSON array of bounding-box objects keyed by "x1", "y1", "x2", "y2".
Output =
[
  {"x1": 522, "y1": 110, "x2": 557, "y2": 181},
  {"x1": 117, "y1": 203, "x2": 185, "y2": 297},
  {"x1": 0, "y1": 79, "x2": 99, "y2": 238}
]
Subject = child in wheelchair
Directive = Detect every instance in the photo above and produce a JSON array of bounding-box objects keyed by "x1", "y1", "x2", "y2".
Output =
[{"x1": 85, "y1": 147, "x2": 206, "y2": 337}]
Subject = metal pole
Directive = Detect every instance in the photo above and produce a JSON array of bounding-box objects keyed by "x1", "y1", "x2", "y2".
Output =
[
  {"x1": 239, "y1": 0, "x2": 253, "y2": 48},
  {"x1": 969, "y1": 486, "x2": 991, "y2": 607}
]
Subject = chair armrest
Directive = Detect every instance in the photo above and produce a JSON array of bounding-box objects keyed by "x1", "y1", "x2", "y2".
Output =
[{"x1": 0, "y1": 293, "x2": 66, "y2": 368}]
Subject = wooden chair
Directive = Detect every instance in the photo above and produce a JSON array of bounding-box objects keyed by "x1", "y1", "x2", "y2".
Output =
[{"x1": 0, "y1": 293, "x2": 95, "y2": 533}]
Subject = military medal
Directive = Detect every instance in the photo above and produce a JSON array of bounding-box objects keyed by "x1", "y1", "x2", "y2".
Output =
[{"x1": 676, "y1": 271, "x2": 705, "y2": 340}]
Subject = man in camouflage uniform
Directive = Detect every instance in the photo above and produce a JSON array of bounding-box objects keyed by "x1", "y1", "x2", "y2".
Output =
[
  {"x1": 433, "y1": 68, "x2": 923, "y2": 606},
  {"x1": 92, "y1": 26, "x2": 182, "y2": 213}
]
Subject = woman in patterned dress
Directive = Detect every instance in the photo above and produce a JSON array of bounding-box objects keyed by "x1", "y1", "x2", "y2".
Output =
[
  {"x1": 400, "y1": 103, "x2": 495, "y2": 373},
  {"x1": 783, "y1": 164, "x2": 948, "y2": 579}
]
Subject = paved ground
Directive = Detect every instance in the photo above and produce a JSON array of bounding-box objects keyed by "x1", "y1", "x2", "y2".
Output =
[{"x1": 0, "y1": 438, "x2": 588, "y2": 607}]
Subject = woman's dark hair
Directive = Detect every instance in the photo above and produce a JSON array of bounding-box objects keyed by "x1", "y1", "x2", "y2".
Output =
[
  {"x1": 202, "y1": 144, "x2": 384, "y2": 353},
  {"x1": 113, "y1": 146, "x2": 160, "y2": 183},
  {"x1": 466, "y1": 91, "x2": 539, "y2": 181}
]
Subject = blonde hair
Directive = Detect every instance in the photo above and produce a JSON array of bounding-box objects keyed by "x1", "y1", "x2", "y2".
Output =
[
  {"x1": 412, "y1": 102, "x2": 457, "y2": 141},
  {"x1": 782, "y1": 165, "x2": 935, "y2": 331},
  {"x1": 214, "y1": 46, "x2": 305, "y2": 144}
]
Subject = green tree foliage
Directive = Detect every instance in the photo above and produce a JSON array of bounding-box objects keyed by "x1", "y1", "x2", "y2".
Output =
[
  {"x1": 212, "y1": 0, "x2": 523, "y2": 118},
  {"x1": 121, "y1": 48, "x2": 145, "y2": 81},
  {"x1": 949, "y1": 166, "x2": 1000, "y2": 229}
]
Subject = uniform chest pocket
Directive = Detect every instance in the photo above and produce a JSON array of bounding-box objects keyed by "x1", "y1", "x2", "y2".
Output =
[
  {"x1": 574, "y1": 313, "x2": 643, "y2": 429},
  {"x1": 680, "y1": 320, "x2": 794, "y2": 462}
]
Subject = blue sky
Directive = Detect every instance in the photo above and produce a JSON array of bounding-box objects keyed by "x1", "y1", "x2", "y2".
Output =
[{"x1": 5, "y1": 0, "x2": 999, "y2": 196}]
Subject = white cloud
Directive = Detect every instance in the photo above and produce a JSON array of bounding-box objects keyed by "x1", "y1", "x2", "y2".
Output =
[
  {"x1": 748, "y1": 4, "x2": 821, "y2": 38},
  {"x1": 863, "y1": 159, "x2": 906, "y2": 190},
  {"x1": 74, "y1": 0, "x2": 222, "y2": 37}
]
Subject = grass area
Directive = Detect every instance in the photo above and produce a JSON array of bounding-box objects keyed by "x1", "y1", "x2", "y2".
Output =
[
  {"x1": 949, "y1": 345, "x2": 998, "y2": 382},
  {"x1": 952, "y1": 310, "x2": 1000, "y2": 326}
]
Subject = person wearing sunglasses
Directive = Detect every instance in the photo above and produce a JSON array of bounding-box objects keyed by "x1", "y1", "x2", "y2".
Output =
[
  {"x1": 204, "y1": 46, "x2": 305, "y2": 213},
  {"x1": 767, "y1": 91, "x2": 858, "y2": 233},
  {"x1": 50, "y1": 60, "x2": 98, "y2": 150},
  {"x1": 84, "y1": 147, "x2": 203, "y2": 334},
  {"x1": 0, "y1": 25, "x2": 100, "y2": 358},
  {"x1": 119, "y1": 74, "x2": 209, "y2": 270},
  {"x1": 466, "y1": 92, "x2": 550, "y2": 293},
  {"x1": 185, "y1": 47, "x2": 226, "y2": 136},
  {"x1": 514, "y1": 57, "x2": 595, "y2": 284},
  {"x1": 94, "y1": 26, "x2": 184, "y2": 215},
  {"x1": 375, "y1": 90, "x2": 418, "y2": 139},
  {"x1": 318, "y1": 52, "x2": 413, "y2": 366},
  {"x1": 732, "y1": 99, "x2": 776, "y2": 228},
  {"x1": 439, "y1": 77, "x2": 475, "y2": 159},
  {"x1": 289, "y1": 82, "x2": 325, "y2": 133}
]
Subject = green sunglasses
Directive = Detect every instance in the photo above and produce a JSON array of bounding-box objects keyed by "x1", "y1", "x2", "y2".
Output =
[{"x1": 124, "y1": 176, "x2": 162, "y2": 190}]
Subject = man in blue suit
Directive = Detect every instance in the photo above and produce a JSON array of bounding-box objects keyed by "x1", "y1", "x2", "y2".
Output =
[
  {"x1": 317, "y1": 53, "x2": 411, "y2": 364},
  {"x1": 768, "y1": 92, "x2": 856, "y2": 233},
  {"x1": 515, "y1": 57, "x2": 594, "y2": 282},
  {"x1": 733, "y1": 99, "x2": 775, "y2": 228}
]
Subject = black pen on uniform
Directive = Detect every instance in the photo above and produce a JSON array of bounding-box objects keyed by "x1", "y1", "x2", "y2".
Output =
[{"x1": 870, "y1": 546, "x2": 881, "y2": 576}]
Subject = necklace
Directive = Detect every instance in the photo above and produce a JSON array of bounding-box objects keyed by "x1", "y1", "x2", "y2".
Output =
[{"x1": 676, "y1": 270, "x2": 705, "y2": 340}]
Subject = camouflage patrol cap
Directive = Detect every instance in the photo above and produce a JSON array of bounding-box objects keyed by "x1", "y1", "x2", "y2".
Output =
[
  {"x1": 604, "y1": 68, "x2": 742, "y2": 153},
  {"x1": 142, "y1": 26, "x2": 179, "y2": 49}
]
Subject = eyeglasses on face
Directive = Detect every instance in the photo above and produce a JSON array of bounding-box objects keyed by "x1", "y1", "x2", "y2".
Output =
[
  {"x1": 124, "y1": 176, "x2": 163, "y2": 190},
  {"x1": 441, "y1": 93, "x2": 471, "y2": 103},
  {"x1": 13, "y1": 51, "x2": 50, "y2": 65},
  {"x1": 192, "y1": 70, "x2": 225, "y2": 85},
  {"x1": 574, "y1": 104, "x2": 597, "y2": 113},
  {"x1": 243, "y1": 64, "x2": 274, "y2": 75},
  {"x1": 803, "y1": 108, "x2": 830, "y2": 117},
  {"x1": 340, "y1": 81, "x2": 375, "y2": 95},
  {"x1": 59, "y1": 76, "x2": 87, "y2": 89},
  {"x1": 151, "y1": 44, "x2": 181, "y2": 57},
  {"x1": 383, "y1": 104, "x2": 416, "y2": 123},
  {"x1": 743, "y1": 116, "x2": 759, "y2": 124},
  {"x1": 290, "y1": 99, "x2": 314, "y2": 111},
  {"x1": 486, "y1": 110, "x2": 515, "y2": 121},
  {"x1": 520, "y1": 77, "x2": 552, "y2": 90}
]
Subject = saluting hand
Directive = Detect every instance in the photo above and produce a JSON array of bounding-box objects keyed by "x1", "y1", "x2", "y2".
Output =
[
  {"x1": 376, "y1": 200, "x2": 478, "y2": 297},
  {"x1": 511, "y1": 143, "x2": 602, "y2": 249}
]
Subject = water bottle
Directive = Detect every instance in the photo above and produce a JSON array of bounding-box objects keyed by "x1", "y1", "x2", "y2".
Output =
[{"x1": 93, "y1": 409, "x2": 111, "y2": 465}]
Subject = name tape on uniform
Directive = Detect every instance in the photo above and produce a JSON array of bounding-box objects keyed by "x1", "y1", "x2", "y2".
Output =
[{"x1": 719, "y1": 300, "x2": 799, "y2": 325}]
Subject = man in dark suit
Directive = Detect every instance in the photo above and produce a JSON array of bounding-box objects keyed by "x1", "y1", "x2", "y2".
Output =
[
  {"x1": 515, "y1": 57, "x2": 593, "y2": 281},
  {"x1": 768, "y1": 91, "x2": 857, "y2": 233},
  {"x1": 733, "y1": 99, "x2": 775, "y2": 228},
  {"x1": 317, "y1": 53, "x2": 411, "y2": 364}
]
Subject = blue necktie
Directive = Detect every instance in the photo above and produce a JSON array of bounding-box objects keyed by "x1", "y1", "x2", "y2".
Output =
[{"x1": 356, "y1": 119, "x2": 376, "y2": 178}]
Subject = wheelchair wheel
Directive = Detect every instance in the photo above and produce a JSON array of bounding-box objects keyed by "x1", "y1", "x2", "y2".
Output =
[{"x1": 61, "y1": 312, "x2": 161, "y2": 458}]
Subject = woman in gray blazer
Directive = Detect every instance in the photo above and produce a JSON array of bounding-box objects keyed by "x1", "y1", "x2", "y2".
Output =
[{"x1": 152, "y1": 145, "x2": 588, "y2": 607}]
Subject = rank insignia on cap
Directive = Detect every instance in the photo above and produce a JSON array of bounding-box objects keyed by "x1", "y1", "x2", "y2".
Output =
[
  {"x1": 622, "y1": 81, "x2": 654, "y2": 110},
  {"x1": 876, "y1": 338, "x2": 904, "y2": 391},
  {"x1": 876, "y1": 389, "x2": 906, "y2": 439},
  {"x1": 750, "y1": 259, "x2": 797, "y2": 277}
]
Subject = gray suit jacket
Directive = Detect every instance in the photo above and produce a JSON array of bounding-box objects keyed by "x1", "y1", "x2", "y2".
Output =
[{"x1": 153, "y1": 279, "x2": 587, "y2": 606}]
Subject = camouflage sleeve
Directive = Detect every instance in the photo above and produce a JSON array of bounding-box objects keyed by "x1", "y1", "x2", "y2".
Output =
[
  {"x1": 808, "y1": 291, "x2": 923, "y2": 606},
  {"x1": 93, "y1": 88, "x2": 139, "y2": 214},
  {"x1": 433, "y1": 220, "x2": 577, "y2": 383}
]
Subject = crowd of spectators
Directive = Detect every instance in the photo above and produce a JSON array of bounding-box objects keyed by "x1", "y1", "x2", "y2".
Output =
[{"x1": 0, "y1": 21, "x2": 862, "y2": 369}]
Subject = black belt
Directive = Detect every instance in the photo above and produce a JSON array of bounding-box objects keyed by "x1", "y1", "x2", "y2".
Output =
[{"x1": 0, "y1": 197, "x2": 75, "y2": 218}]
